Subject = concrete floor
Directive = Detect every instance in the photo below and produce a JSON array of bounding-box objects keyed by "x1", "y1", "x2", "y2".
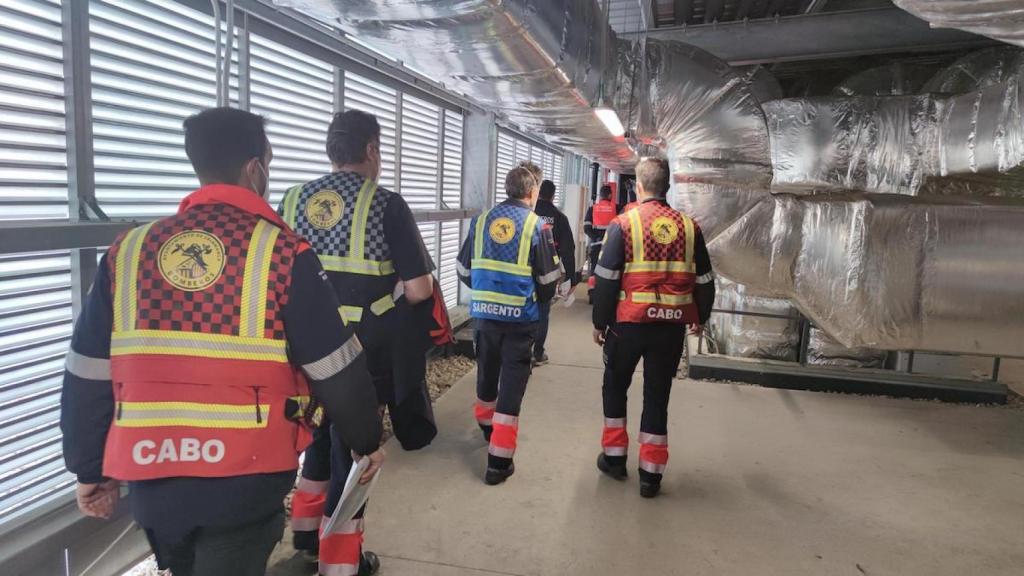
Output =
[{"x1": 357, "y1": 300, "x2": 1024, "y2": 576}]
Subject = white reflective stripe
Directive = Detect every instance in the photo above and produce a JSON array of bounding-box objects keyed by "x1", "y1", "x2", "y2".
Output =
[
  {"x1": 696, "y1": 272, "x2": 715, "y2": 285},
  {"x1": 639, "y1": 432, "x2": 668, "y2": 446},
  {"x1": 478, "y1": 419, "x2": 493, "y2": 426},
  {"x1": 456, "y1": 260, "x2": 470, "y2": 277},
  {"x1": 604, "y1": 417, "x2": 626, "y2": 428},
  {"x1": 604, "y1": 447, "x2": 628, "y2": 456},
  {"x1": 392, "y1": 281, "x2": 405, "y2": 302},
  {"x1": 303, "y1": 336, "x2": 364, "y2": 381},
  {"x1": 489, "y1": 445, "x2": 515, "y2": 458},
  {"x1": 537, "y1": 268, "x2": 561, "y2": 285},
  {"x1": 319, "y1": 562, "x2": 359, "y2": 576},
  {"x1": 65, "y1": 350, "x2": 111, "y2": 380},
  {"x1": 296, "y1": 477, "x2": 329, "y2": 494},
  {"x1": 320, "y1": 516, "x2": 365, "y2": 536},
  {"x1": 492, "y1": 413, "x2": 519, "y2": 426},
  {"x1": 594, "y1": 265, "x2": 621, "y2": 280},
  {"x1": 477, "y1": 399, "x2": 497, "y2": 409},
  {"x1": 290, "y1": 517, "x2": 322, "y2": 532},
  {"x1": 639, "y1": 460, "x2": 667, "y2": 474}
]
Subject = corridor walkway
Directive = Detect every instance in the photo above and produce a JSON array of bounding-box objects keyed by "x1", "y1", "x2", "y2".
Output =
[{"x1": 365, "y1": 299, "x2": 1024, "y2": 576}]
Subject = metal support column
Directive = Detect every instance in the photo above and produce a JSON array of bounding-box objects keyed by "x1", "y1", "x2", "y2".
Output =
[
  {"x1": 237, "y1": 12, "x2": 251, "y2": 110},
  {"x1": 62, "y1": 0, "x2": 98, "y2": 316},
  {"x1": 333, "y1": 66, "x2": 345, "y2": 112}
]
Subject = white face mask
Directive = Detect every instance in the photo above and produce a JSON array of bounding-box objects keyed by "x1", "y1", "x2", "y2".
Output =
[{"x1": 254, "y1": 161, "x2": 270, "y2": 199}]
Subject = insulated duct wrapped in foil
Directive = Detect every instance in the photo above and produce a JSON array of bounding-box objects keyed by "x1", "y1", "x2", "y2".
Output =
[
  {"x1": 807, "y1": 328, "x2": 888, "y2": 368},
  {"x1": 833, "y1": 62, "x2": 940, "y2": 97},
  {"x1": 272, "y1": 0, "x2": 637, "y2": 171},
  {"x1": 707, "y1": 193, "x2": 1024, "y2": 357},
  {"x1": 708, "y1": 278, "x2": 799, "y2": 361},
  {"x1": 767, "y1": 65, "x2": 1024, "y2": 197},
  {"x1": 894, "y1": 0, "x2": 1024, "y2": 48},
  {"x1": 923, "y1": 47, "x2": 1024, "y2": 94}
]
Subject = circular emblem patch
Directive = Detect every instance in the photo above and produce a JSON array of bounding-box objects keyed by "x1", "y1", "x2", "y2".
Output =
[
  {"x1": 489, "y1": 217, "x2": 516, "y2": 245},
  {"x1": 650, "y1": 216, "x2": 679, "y2": 245},
  {"x1": 158, "y1": 231, "x2": 226, "y2": 292},
  {"x1": 305, "y1": 189, "x2": 345, "y2": 230}
]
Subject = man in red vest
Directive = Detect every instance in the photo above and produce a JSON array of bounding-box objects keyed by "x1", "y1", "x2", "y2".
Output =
[
  {"x1": 590, "y1": 157, "x2": 715, "y2": 498},
  {"x1": 584, "y1": 185, "x2": 618, "y2": 301},
  {"x1": 60, "y1": 108, "x2": 385, "y2": 575}
]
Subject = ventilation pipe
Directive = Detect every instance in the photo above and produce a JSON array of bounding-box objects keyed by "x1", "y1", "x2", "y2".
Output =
[{"x1": 895, "y1": 0, "x2": 1024, "y2": 48}]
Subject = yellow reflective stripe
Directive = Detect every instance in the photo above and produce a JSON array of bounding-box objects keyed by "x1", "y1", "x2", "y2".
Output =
[
  {"x1": 282, "y1": 184, "x2": 303, "y2": 228},
  {"x1": 110, "y1": 330, "x2": 288, "y2": 362},
  {"x1": 473, "y1": 290, "x2": 527, "y2": 306},
  {"x1": 624, "y1": 261, "x2": 696, "y2": 273},
  {"x1": 473, "y1": 210, "x2": 489, "y2": 260},
  {"x1": 630, "y1": 292, "x2": 693, "y2": 305},
  {"x1": 116, "y1": 401, "x2": 270, "y2": 429},
  {"x1": 350, "y1": 178, "x2": 376, "y2": 261},
  {"x1": 114, "y1": 222, "x2": 155, "y2": 333},
  {"x1": 473, "y1": 259, "x2": 532, "y2": 276},
  {"x1": 239, "y1": 220, "x2": 279, "y2": 338},
  {"x1": 682, "y1": 213, "x2": 695, "y2": 265},
  {"x1": 628, "y1": 209, "x2": 644, "y2": 262},
  {"x1": 369, "y1": 293, "x2": 395, "y2": 316},
  {"x1": 339, "y1": 305, "x2": 363, "y2": 323},
  {"x1": 319, "y1": 255, "x2": 395, "y2": 276},
  {"x1": 518, "y1": 212, "x2": 538, "y2": 267}
]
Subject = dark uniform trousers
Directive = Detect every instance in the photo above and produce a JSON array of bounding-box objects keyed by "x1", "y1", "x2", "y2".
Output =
[
  {"x1": 602, "y1": 322, "x2": 687, "y2": 483},
  {"x1": 147, "y1": 511, "x2": 285, "y2": 576},
  {"x1": 475, "y1": 319, "x2": 536, "y2": 470}
]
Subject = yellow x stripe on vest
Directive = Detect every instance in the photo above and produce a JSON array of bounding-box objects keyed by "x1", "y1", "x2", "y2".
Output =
[
  {"x1": 625, "y1": 207, "x2": 697, "y2": 274},
  {"x1": 473, "y1": 209, "x2": 538, "y2": 276}
]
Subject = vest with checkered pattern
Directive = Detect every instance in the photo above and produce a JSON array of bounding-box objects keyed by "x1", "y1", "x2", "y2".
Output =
[
  {"x1": 617, "y1": 201, "x2": 700, "y2": 325},
  {"x1": 469, "y1": 202, "x2": 543, "y2": 323},
  {"x1": 104, "y1": 204, "x2": 310, "y2": 481},
  {"x1": 281, "y1": 172, "x2": 397, "y2": 315}
]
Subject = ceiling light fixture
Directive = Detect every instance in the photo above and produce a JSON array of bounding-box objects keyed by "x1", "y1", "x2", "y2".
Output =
[{"x1": 594, "y1": 107, "x2": 626, "y2": 138}]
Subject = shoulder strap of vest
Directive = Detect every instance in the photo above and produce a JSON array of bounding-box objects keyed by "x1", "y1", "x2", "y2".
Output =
[
  {"x1": 473, "y1": 208, "x2": 491, "y2": 260},
  {"x1": 238, "y1": 219, "x2": 281, "y2": 338},
  {"x1": 518, "y1": 211, "x2": 539, "y2": 267},
  {"x1": 113, "y1": 222, "x2": 156, "y2": 332},
  {"x1": 679, "y1": 211, "x2": 695, "y2": 266},
  {"x1": 348, "y1": 178, "x2": 377, "y2": 260},
  {"x1": 281, "y1": 184, "x2": 304, "y2": 228},
  {"x1": 627, "y1": 207, "x2": 644, "y2": 262}
]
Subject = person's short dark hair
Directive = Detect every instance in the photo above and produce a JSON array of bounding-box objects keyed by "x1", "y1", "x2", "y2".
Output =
[
  {"x1": 636, "y1": 157, "x2": 670, "y2": 197},
  {"x1": 599, "y1": 185, "x2": 612, "y2": 200},
  {"x1": 327, "y1": 110, "x2": 381, "y2": 166},
  {"x1": 539, "y1": 179, "x2": 556, "y2": 201},
  {"x1": 506, "y1": 166, "x2": 538, "y2": 200},
  {"x1": 183, "y1": 107, "x2": 267, "y2": 183}
]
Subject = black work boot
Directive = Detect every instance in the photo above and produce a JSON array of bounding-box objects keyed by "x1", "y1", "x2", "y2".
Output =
[
  {"x1": 479, "y1": 424, "x2": 493, "y2": 442},
  {"x1": 359, "y1": 550, "x2": 381, "y2": 576},
  {"x1": 639, "y1": 469, "x2": 662, "y2": 498},
  {"x1": 484, "y1": 462, "x2": 515, "y2": 485},
  {"x1": 596, "y1": 453, "x2": 628, "y2": 480}
]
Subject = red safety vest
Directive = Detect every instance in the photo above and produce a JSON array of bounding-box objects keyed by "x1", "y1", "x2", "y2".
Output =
[
  {"x1": 622, "y1": 201, "x2": 639, "y2": 214},
  {"x1": 592, "y1": 199, "x2": 617, "y2": 231},
  {"x1": 617, "y1": 201, "x2": 700, "y2": 324},
  {"x1": 104, "y1": 185, "x2": 312, "y2": 481}
]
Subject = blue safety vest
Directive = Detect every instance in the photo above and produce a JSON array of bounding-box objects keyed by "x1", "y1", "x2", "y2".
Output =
[{"x1": 470, "y1": 203, "x2": 542, "y2": 323}]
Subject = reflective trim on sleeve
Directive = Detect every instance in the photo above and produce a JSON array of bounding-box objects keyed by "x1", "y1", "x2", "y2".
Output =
[
  {"x1": 65, "y1": 350, "x2": 111, "y2": 380},
  {"x1": 302, "y1": 335, "x2": 364, "y2": 381},
  {"x1": 594, "y1": 264, "x2": 621, "y2": 280},
  {"x1": 696, "y1": 271, "x2": 716, "y2": 285},
  {"x1": 456, "y1": 260, "x2": 470, "y2": 277},
  {"x1": 537, "y1": 268, "x2": 561, "y2": 286}
]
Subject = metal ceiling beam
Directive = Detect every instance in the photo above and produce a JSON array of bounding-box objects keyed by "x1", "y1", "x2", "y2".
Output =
[{"x1": 641, "y1": 8, "x2": 993, "y2": 65}]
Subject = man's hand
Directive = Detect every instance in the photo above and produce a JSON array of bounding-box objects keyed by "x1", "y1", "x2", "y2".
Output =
[
  {"x1": 357, "y1": 447, "x2": 386, "y2": 485},
  {"x1": 76, "y1": 480, "x2": 119, "y2": 519},
  {"x1": 689, "y1": 324, "x2": 704, "y2": 337},
  {"x1": 593, "y1": 328, "x2": 606, "y2": 346}
]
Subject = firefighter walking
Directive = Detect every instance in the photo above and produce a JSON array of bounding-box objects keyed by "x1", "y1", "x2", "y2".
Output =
[
  {"x1": 591, "y1": 157, "x2": 715, "y2": 498},
  {"x1": 60, "y1": 108, "x2": 384, "y2": 576},
  {"x1": 584, "y1": 185, "x2": 618, "y2": 301},
  {"x1": 280, "y1": 109, "x2": 438, "y2": 576},
  {"x1": 457, "y1": 166, "x2": 560, "y2": 485}
]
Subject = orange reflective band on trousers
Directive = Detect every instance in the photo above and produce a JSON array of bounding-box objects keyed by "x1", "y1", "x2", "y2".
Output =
[
  {"x1": 602, "y1": 417, "x2": 628, "y2": 457},
  {"x1": 639, "y1": 432, "x2": 669, "y2": 474},
  {"x1": 290, "y1": 477, "x2": 328, "y2": 532},
  {"x1": 489, "y1": 412, "x2": 519, "y2": 459},
  {"x1": 474, "y1": 399, "x2": 496, "y2": 426},
  {"x1": 319, "y1": 517, "x2": 364, "y2": 576}
]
